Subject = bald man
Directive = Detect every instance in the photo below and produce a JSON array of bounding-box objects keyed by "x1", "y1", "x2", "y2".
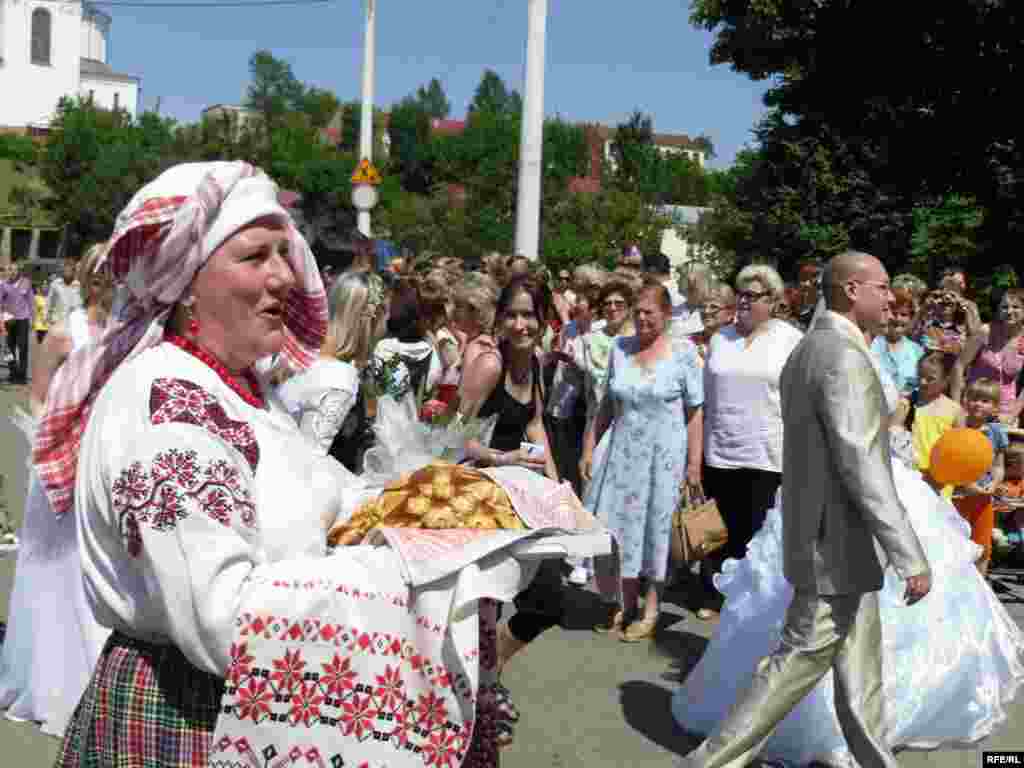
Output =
[{"x1": 677, "y1": 251, "x2": 931, "y2": 768}]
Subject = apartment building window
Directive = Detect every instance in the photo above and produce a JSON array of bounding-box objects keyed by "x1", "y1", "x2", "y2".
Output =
[
  {"x1": 31, "y1": 8, "x2": 52, "y2": 65},
  {"x1": 114, "y1": 93, "x2": 120, "y2": 111}
]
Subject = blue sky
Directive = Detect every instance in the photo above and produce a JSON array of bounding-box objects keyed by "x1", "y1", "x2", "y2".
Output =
[{"x1": 104, "y1": 0, "x2": 770, "y2": 166}]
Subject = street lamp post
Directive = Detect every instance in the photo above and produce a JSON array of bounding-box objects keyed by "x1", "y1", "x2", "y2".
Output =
[
  {"x1": 513, "y1": 0, "x2": 548, "y2": 262},
  {"x1": 357, "y1": 0, "x2": 377, "y2": 237}
]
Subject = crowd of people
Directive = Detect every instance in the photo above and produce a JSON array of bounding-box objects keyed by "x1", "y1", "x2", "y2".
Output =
[{"x1": 0, "y1": 158, "x2": 1022, "y2": 767}]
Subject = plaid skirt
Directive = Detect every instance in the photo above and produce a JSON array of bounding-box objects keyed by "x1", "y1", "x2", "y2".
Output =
[{"x1": 56, "y1": 631, "x2": 224, "y2": 768}]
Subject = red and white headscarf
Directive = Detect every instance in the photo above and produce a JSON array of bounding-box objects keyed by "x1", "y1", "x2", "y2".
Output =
[{"x1": 34, "y1": 161, "x2": 328, "y2": 518}]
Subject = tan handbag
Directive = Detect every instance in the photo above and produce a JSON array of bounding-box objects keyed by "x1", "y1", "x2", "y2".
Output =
[{"x1": 671, "y1": 485, "x2": 728, "y2": 565}]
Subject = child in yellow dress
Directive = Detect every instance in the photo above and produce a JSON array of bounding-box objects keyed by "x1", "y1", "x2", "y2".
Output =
[
  {"x1": 33, "y1": 287, "x2": 48, "y2": 344},
  {"x1": 910, "y1": 352, "x2": 964, "y2": 497}
]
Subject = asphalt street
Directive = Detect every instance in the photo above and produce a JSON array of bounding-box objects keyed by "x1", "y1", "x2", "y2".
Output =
[{"x1": 0, "y1": 381, "x2": 1022, "y2": 767}]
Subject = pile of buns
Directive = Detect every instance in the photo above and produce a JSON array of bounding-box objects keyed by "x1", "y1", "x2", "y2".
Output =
[{"x1": 328, "y1": 462, "x2": 525, "y2": 546}]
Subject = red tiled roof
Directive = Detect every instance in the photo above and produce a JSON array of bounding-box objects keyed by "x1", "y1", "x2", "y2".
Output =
[
  {"x1": 567, "y1": 176, "x2": 601, "y2": 195},
  {"x1": 589, "y1": 123, "x2": 701, "y2": 150},
  {"x1": 431, "y1": 119, "x2": 466, "y2": 136}
]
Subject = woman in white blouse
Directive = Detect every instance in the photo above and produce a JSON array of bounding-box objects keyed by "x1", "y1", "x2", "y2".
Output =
[
  {"x1": 42, "y1": 163, "x2": 533, "y2": 767},
  {"x1": 276, "y1": 270, "x2": 389, "y2": 457},
  {"x1": 697, "y1": 264, "x2": 803, "y2": 619}
]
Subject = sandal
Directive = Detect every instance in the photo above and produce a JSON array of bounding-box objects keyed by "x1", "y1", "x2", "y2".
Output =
[
  {"x1": 593, "y1": 605, "x2": 624, "y2": 634},
  {"x1": 496, "y1": 719, "x2": 515, "y2": 748},
  {"x1": 494, "y1": 682, "x2": 520, "y2": 723},
  {"x1": 619, "y1": 615, "x2": 658, "y2": 643}
]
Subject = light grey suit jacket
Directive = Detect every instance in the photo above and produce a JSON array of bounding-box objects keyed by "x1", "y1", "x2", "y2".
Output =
[{"x1": 780, "y1": 312, "x2": 930, "y2": 595}]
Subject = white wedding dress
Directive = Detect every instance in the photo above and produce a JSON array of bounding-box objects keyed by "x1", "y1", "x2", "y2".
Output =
[
  {"x1": 0, "y1": 310, "x2": 111, "y2": 738},
  {"x1": 672, "y1": 354, "x2": 1024, "y2": 766}
]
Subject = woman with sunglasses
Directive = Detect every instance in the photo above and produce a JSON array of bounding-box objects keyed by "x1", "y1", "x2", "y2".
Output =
[
  {"x1": 697, "y1": 264, "x2": 803, "y2": 620},
  {"x1": 577, "y1": 280, "x2": 636, "y2": 449}
]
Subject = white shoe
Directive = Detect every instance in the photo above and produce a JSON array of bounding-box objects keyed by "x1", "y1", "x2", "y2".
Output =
[{"x1": 568, "y1": 566, "x2": 590, "y2": 586}]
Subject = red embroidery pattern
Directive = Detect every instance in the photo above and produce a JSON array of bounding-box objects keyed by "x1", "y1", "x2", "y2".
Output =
[
  {"x1": 231, "y1": 614, "x2": 473, "y2": 704},
  {"x1": 221, "y1": 638, "x2": 474, "y2": 767},
  {"x1": 111, "y1": 448, "x2": 256, "y2": 556},
  {"x1": 149, "y1": 378, "x2": 260, "y2": 471}
]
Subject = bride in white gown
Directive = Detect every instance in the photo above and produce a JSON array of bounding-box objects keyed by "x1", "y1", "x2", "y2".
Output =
[
  {"x1": 0, "y1": 255, "x2": 112, "y2": 738},
  {"x1": 672, "y1": 330, "x2": 1024, "y2": 766}
]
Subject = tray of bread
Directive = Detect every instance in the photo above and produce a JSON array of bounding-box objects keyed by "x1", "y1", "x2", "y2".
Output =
[{"x1": 329, "y1": 462, "x2": 527, "y2": 547}]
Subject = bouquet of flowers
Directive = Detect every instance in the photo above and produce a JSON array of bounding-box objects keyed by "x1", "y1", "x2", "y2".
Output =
[{"x1": 361, "y1": 397, "x2": 497, "y2": 489}]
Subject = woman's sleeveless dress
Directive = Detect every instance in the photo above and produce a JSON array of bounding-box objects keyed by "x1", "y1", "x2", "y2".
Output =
[{"x1": 0, "y1": 309, "x2": 112, "y2": 737}]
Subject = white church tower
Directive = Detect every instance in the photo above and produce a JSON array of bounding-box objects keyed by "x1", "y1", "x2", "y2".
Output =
[{"x1": 0, "y1": 0, "x2": 139, "y2": 131}]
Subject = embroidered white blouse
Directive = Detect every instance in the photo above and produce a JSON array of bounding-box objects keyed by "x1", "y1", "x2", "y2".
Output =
[
  {"x1": 73, "y1": 341, "x2": 527, "y2": 766},
  {"x1": 275, "y1": 357, "x2": 360, "y2": 456}
]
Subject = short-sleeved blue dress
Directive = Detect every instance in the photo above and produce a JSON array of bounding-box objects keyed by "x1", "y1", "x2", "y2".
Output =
[{"x1": 584, "y1": 336, "x2": 704, "y2": 581}]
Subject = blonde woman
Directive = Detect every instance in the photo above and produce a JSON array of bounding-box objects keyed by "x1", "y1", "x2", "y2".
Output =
[
  {"x1": 698, "y1": 263, "x2": 803, "y2": 619},
  {"x1": 418, "y1": 268, "x2": 461, "y2": 400},
  {"x1": 0, "y1": 243, "x2": 114, "y2": 737},
  {"x1": 453, "y1": 271, "x2": 502, "y2": 415},
  {"x1": 276, "y1": 271, "x2": 389, "y2": 464}
]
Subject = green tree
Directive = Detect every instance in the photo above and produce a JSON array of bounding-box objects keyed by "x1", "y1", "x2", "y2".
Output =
[
  {"x1": 299, "y1": 86, "x2": 341, "y2": 131},
  {"x1": 468, "y1": 70, "x2": 521, "y2": 118},
  {"x1": 415, "y1": 78, "x2": 451, "y2": 120},
  {"x1": 609, "y1": 110, "x2": 653, "y2": 188},
  {"x1": 387, "y1": 96, "x2": 434, "y2": 195},
  {"x1": 541, "y1": 187, "x2": 670, "y2": 273},
  {"x1": 245, "y1": 50, "x2": 306, "y2": 128},
  {"x1": 30, "y1": 98, "x2": 178, "y2": 254},
  {"x1": 909, "y1": 196, "x2": 986, "y2": 283},
  {"x1": 689, "y1": 0, "x2": 1023, "y2": 281}
]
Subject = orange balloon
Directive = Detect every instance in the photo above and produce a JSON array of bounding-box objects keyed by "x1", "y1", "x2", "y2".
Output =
[{"x1": 929, "y1": 428, "x2": 994, "y2": 487}]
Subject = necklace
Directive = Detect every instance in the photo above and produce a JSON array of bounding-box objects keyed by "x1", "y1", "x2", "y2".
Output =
[{"x1": 166, "y1": 334, "x2": 266, "y2": 409}]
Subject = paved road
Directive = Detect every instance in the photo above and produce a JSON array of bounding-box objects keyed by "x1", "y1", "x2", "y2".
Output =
[{"x1": 1, "y1": 381, "x2": 1022, "y2": 767}]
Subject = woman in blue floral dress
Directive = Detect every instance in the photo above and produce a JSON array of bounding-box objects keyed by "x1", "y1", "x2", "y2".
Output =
[{"x1": 581, "y1": 277, "x2": 704, "y2": 641}]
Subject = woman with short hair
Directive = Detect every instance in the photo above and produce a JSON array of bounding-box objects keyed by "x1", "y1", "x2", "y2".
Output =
[
  {"x1": 698, "y1": 263, "x2": 803, "y2": 619},
  {"x1": 582, "y1": 277, "x2": 704, "y2": 641},
  {"x1": 692, "y1": 281, "x2": 736, "y2": 363}
]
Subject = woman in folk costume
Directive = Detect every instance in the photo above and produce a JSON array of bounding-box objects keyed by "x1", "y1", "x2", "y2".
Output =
[
  {"x1": 41, "y1": 162, "x2": 541, "y2": 767},
  {"x1": 0, "y1": 244, "x2": 113, "y2": 738}
]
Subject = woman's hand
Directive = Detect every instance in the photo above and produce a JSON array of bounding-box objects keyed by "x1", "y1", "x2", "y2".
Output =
[
  {"x1": 961, "y1": 299, "x2": 983, "y2": 336},
  {"x1": 496, "y1": 447, "x2": 547, "y2": 471},
  {"x1": 579, "y1": 451, "x2": 594, "y2": 484},
  {"x1": 685, "y1": 463, "x2": 703, "y2": 495}
]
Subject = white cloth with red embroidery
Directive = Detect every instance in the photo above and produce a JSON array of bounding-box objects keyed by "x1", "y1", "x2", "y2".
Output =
[{"x1": 76, "y1": 342, "x2": 591, "y2": 767}]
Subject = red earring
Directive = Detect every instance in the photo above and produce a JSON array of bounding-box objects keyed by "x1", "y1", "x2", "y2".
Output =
[{"x1": 187, "y1": 308, "x2": 200, "y2": 336}]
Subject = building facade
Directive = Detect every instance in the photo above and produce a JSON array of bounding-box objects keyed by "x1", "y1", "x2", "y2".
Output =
[{"x1": 0, "y1": 0, "x2": 139, "y2": 131}]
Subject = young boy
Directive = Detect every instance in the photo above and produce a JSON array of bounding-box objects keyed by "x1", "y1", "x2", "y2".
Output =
[
  {"x1": 995, "y1": 442, "x2": 1024, "y2": 555},
  {"x1": 954, "y1": 378, "x2": 1008, "y2": 575}
]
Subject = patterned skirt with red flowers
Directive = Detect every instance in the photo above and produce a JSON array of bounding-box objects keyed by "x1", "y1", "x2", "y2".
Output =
[{"x1": 55, "y1": 631, "x2": 224, "y2": 768}]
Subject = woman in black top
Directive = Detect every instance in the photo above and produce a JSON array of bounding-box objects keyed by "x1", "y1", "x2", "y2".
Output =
[
  {"x1": 460, "y1": 276, "x2": 562, "y2": 699},
  {"x1": 462, "y1": 276, "x2": 558, "y2": 480}
]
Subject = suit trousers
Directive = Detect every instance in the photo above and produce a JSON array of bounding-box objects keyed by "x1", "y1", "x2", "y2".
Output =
[
  {"x1": 678, "y1": 590, "x2": 896, "y2": 768},
  {"x1": 5, "y1": 318, "x2": 29, "y2": 382}
]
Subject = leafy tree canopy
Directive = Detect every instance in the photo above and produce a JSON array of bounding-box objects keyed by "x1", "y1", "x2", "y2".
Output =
[
  {"x1": 415, "y1": 78, "x2": 451, "y2": 120},
  {"x1": 468, "y1": 70, "x2": 522, "y2": 118},
  {"x1": 690, "y1": 0, "x2": 1023, "y2": 283}
]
